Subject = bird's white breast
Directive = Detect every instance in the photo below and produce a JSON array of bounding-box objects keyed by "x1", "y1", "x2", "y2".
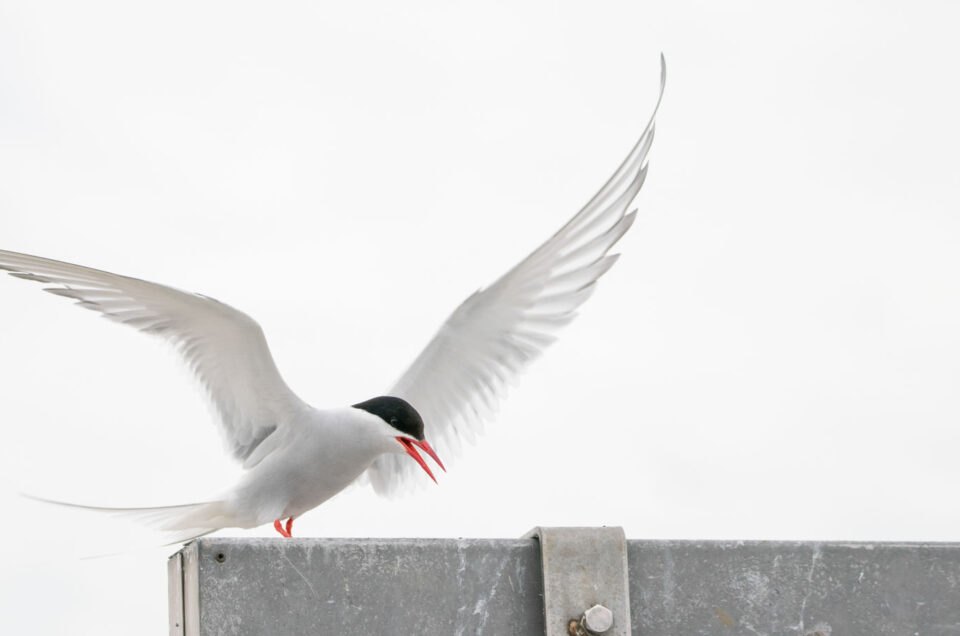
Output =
[{"x1": 225, "y1": 407, "x2": 394, "y2": 525}]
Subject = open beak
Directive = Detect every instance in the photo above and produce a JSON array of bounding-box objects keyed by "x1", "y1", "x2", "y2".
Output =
[{"x1": 396, "y1": 437, "x2": 446, "y2": 483}]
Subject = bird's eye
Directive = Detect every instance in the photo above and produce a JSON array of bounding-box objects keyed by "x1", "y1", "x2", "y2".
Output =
[{"x1": 390, "y1": 418, "x2": 398, "y2": 426}]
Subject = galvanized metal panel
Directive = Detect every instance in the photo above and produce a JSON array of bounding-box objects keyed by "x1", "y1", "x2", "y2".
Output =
[
  {"x1": 172, "y1": 537, "x2": 544, "y2": 635},
  {"x1": 170, "y1": 537, "x2": 960, "y2": 635},
  {"x1": 627, "y1": 540, "x2": 960, "y2": 635}
]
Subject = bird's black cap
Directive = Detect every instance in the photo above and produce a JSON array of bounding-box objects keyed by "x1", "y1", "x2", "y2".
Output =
[{"x1": 352, "y1": 396, "x2": 425, "y2": 441}]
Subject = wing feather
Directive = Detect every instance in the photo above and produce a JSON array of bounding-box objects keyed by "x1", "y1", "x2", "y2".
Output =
[
  {"x1": 367, "y1": 57, "x2": 666, "y2": 496},
  {"x1": 0, "y1": 249, "x2": 307, "y2": 465}
]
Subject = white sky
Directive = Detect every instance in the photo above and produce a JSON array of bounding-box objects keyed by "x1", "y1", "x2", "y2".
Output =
[{"x1": 1, "y1": 0, "x2": 959, "y2": 633}]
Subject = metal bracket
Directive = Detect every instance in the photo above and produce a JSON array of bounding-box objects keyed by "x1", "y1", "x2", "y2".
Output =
[
  {"x1": 168, "y1": 551, "x2": 184, "y2": 636},
  {"x1": 524, "y1": 527, "x2": 632, "y2": 636},
  {"x1": 168, "y1": 542, "x2": 200, "y2": 636}
]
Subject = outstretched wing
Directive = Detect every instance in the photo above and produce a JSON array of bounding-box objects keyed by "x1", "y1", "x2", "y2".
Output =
[
  {"x1": 0, "y1": 249, "x2": 307, "y2": 466},
  {"x1": 366, "y1": 57, "x2": 666, "y2": 496}
]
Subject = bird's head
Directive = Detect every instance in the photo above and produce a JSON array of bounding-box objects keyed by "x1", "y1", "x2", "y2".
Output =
[{"x1": 352, "y1": 396, "x2": 445, "y2": 483}]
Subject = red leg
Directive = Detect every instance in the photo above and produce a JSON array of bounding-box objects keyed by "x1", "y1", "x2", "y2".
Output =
[
  {"x1": 285, "y1": 517, "x2": 294, "y2": 537},
  {"x1": 273, "y1": 519, "x2": 291, "y2": 538}
]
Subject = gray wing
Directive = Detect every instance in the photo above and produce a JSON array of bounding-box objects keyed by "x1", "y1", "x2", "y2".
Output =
[
  {"x1": 366, "y1": 56, "x2": 666, "y2": 496},
  {"x1": 0, "y1": 249, "x2": 307, "y2": 466}
]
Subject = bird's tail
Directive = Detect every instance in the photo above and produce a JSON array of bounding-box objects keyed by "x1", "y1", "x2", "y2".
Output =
[{"x1": 22, "y1": 494, "x2": 232, "y2": 545}]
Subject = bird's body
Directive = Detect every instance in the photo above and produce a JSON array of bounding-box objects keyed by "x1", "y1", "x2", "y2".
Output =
[
  {"x1": 4, "y1": 58, "x2": 666, "y2": 541},
  {"x1": 227, "y1": 407, "x2": 397, "y2": 526},
  {"x1": 151, "y1": 406, "x2": 416, "y2": 540}
]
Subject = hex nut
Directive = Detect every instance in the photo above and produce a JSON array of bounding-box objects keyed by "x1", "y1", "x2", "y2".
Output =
[{"x1": 582, "y1": 604, "x2": 614, "y2": 634}]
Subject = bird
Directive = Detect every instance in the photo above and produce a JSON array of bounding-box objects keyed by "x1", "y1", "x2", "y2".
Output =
[{"x1": 3, "y1": 57, "x2": 665, "y2": 543}]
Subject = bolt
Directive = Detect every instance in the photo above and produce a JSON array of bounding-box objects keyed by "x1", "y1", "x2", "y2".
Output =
[{"x1": 581, "y1": 604, "x2": 614, "y2": 634}]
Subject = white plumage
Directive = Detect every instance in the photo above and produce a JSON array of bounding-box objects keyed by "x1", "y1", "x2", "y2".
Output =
[
  {"x1": 370, "y1": 56, "x2": 665, "y2": 495},
  {"x1": 2, "y1": 57, "x2": 665, "y2": 540}
]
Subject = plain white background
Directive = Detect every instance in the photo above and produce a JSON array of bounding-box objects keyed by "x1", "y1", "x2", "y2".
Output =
[{"x1": 1, "y1": 0, "x2": 959, "y2": 632}]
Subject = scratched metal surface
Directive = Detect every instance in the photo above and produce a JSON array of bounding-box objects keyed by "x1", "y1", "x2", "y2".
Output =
[
  {"x1": 172, "y1": 538, "x2": 960, "y2": 635},
  {"x1": 628, "y1": 541, "x2": 960, "y2": 635},
  {"x1": 178, "y1": 538, "x2": 544, "y2": 635}
]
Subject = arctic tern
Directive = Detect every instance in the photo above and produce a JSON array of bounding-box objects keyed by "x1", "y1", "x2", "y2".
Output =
[{"x1": 3, "y1": 58, "x2": 665, "y2": 542}]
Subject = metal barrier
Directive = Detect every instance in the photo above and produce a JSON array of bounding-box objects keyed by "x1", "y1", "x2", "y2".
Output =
[{"x1": 169, "y1": 529, "x2": 960, "y2": 635}]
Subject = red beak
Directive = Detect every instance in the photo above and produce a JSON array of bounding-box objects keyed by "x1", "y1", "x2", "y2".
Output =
[{"x1": 396, "y1": 437, "x2": 446, "y2": 483}]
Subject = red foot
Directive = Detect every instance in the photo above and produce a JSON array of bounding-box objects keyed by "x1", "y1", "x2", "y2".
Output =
[
  {"x1": 273, "y1": 518, "x2": 292, "y2": 538},
  {"x1": 286, "y1": 517, "x2": 294, "y2": 536}
]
